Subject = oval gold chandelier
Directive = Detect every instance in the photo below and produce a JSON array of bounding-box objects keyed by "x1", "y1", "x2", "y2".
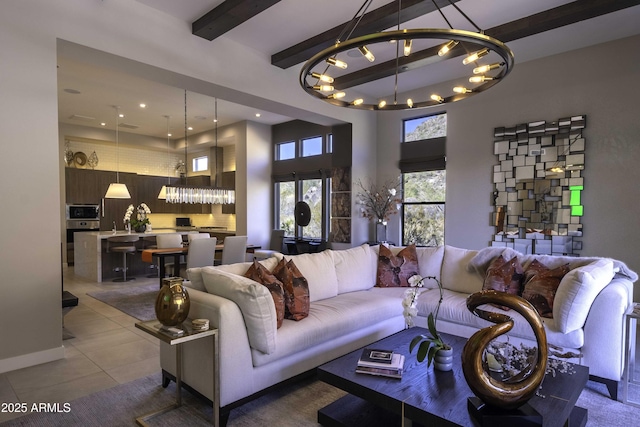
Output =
[{"x1": 299, "y1": 0, "x2": 515, "y2": 111}]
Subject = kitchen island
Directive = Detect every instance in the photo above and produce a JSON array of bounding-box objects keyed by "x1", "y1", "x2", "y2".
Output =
[{"x1": 74, "y1": 229, "x2": 235, "y2": 282}]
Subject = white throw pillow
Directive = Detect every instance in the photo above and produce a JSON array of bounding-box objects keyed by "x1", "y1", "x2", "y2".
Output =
[
  {"x1": 331, "y1": 244, "x2": 375, "y2": 294},
  {"x1": 201, "y1": 269, "x2": 277, "y2": 354},
  {"x1": 553, "y1": 259, "x2": 615, "y2": 333},
  {"x1": 441, "y1": 245, "x2": 483, "y2": 294},
  {"x1": 285, "y1": 250, "x2": 338, "y2": 302},
  {"x1": 415, "y1": 246, "x2": 445, "y2": 282},
  {"x1": 187, "y1": 257, "x2": 280, "y2": 292}
]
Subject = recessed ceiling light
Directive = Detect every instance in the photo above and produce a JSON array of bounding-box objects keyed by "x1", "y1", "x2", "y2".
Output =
[
  {"x1": 168, "y1": 133, "x2": 172, "y2": 137},
  {"x1": 255, "y1": 113, "x2": 261, "y2": 118},
  {"x1": 188, "y1": 126, "x2": 193, "y2": 131},
  {"x1": 100, "y1": 122, "x2": 106, "y2": 126},
  {"x1": 64, "y1": 88, "x2": 81, "y2": 94},
  {"x1": 139, "y1": 103, "x2": 146, "y2": 108},
  {"x1": 119, "y1": 113, "x2": 125, "y2": 118}
]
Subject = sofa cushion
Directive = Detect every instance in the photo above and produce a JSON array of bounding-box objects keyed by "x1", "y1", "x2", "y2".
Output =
[
  {"x1": 285, "y1": 251, "x2": 338, "y2": 302},
  {"x1": 376, "y1": 244, "x2": 419, "y2": 287},
  {"x1": 441, "y1": 246, "x2": 482, "y2": 294},
  {"x1": 521, "y1": 260, "x2": 570, "y2": 318},
  {"x1": 244, "y1": 260, "x2": 285, "y2": 329},
  {"x1": 187, "y1": 257, "x2": 280, "y2": 292},
  {"x1": 332, "y1": 244, "x2": 375, "y2": 293},
  {"x1": 201, "y1": 269, "x2": 277, "y2": 354},
  {"x1": 482, "y1": 255, "x2": 523, "y2": 310},
  {"x1": 554, "y1": 259, "x2": 615, "y2": 333},
  {"x1": 273, "y1": 258, "x2": 310, "y2": 321},
  {"x1": 250, "y1": 289, "x2": 404, "y2": 367}
]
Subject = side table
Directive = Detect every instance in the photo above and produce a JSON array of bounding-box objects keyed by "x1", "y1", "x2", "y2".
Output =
[
  {"x1": 623, "y1": 303, "x2": 640, "y2": 406},
  {"x1": 134, "y1": 320, "x2": 219, "y2": 426}
]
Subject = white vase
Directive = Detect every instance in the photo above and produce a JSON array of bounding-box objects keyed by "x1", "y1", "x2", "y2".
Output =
[{"x1": 434, "y1": 347, "x2": 453, "y2": 371}]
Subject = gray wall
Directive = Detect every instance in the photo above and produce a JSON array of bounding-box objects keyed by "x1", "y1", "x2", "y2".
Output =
[{"x1": 377, "y1": 34, "x2": 640, "y2": 298}]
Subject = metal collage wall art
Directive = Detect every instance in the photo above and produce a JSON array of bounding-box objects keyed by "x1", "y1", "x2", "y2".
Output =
[{"x1": 491, "y1": 115, "x2": 586, "y2": 255}]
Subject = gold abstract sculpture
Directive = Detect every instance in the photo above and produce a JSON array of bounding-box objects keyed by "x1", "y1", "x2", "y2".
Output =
[{"x1": 462, "y1": 291, "x2": 548, "y2": 410}]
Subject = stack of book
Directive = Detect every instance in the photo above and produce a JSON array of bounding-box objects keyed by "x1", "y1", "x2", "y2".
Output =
[{"x1": 356, "y1": 348, "x2": 405, "y2": 379}]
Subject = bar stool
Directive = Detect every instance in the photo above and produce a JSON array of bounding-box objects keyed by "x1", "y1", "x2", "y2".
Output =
[{"x1": 107, "y1": 235, "x2": 139, "y2": 282}]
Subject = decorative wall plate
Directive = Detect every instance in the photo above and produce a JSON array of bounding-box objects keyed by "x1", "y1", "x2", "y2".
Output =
[{"x1": 73, "y1": 151, "x2": 87, "y2": 168}]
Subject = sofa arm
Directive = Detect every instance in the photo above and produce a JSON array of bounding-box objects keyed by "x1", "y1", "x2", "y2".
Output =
[
  {"x1": 160, "y1": 288, "x2": 256, "y2": 407},
  {"x1": 581, "y1": 277, "x2": 633, "y2": 381}
]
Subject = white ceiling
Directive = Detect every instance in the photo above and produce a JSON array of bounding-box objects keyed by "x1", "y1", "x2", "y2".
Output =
[{"x1": 58, "y1": 0, "x2": 640, "y2": 140}]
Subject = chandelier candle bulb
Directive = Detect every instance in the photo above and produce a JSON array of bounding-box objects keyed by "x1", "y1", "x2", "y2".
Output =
[
  {"x1": 378, "y1": 100, "x2": 387, "y2": 108},
  {"x1": 463, "y1": 48, "x2": 489, "y2": 65},
  {"x1": 352, "y1": 98, "x2": 364, "y2": 106},
  {"x1": 313, "y1": 85, "x2": 334, "y2": 92},
  {"x1": 438, "y1": 40, "x2": 459, "y2": 56},
  {"x1": 453, "y1": 86, "x2": 471, "y2": 94},
  {"x1": 326, "y1": 57, "x2": 347, "y2": 69},
  {"x1": 327, "y1": 92, "x2": 346, "y2": 99},
  {"x1": 430, "y1": 94, "x2": 444, "y2": 102},
  {"x1": 403, "y1": 39, "x2": 412, "y2": 56},
  {"x1": 407, "y1": 98, "x2": 414, "y2": 108},
  {"x1": 358, "y1": 45, "x2": 375, "y2": 62},
  {"x1": 310, "y1": 72, "x2": 334, "y2": 83},
  {"x1": 469, "y1": 75, "x2": 493, "y2": 83},
  {"x1": 473, "y1": 63, "x2": 501, "y2": 74}
]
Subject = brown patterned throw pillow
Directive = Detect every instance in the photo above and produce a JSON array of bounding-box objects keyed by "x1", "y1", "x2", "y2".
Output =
[
  {"x1": 272, "y1": 258, "x2": 310, "y2": 321},
  {"x1": 244, "y1": 260, "x2": 285, "y2": 328},
  {"x1": 376, "y1": 244, "x2": 420, "y2": 287},
  {"x1": 482, "y1": 255, "x2": 524, "y2": 310},
  {"x1": 521, "y1": 260, "x2": 570, "y2": 318}
]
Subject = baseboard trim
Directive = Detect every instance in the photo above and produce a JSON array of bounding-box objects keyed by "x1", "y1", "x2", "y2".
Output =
[{"x1": 0, "y1": 345, "x2": 65, "y2": 374}]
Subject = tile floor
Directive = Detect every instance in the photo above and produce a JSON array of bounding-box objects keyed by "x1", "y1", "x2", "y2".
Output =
[{"x1": 0, "y1": 267, "x2": 161, "y2": 423}]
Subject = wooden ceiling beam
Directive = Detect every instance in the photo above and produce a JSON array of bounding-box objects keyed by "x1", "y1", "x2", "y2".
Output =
[
  {"x1": 271, "y1": 0, "x2": 460, "y2": 69},
  {"x1": 193, "y1": 0, "x2": 282, "y2": 41},
  {"x1": 334, "y1": 0, "x2": 640, "y2": 90}
]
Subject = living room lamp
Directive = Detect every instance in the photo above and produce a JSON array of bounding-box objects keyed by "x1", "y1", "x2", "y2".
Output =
[
  {"x1": 299, "y1": 0, "x2": 514, "y2": 111},
  {"x1": 104, "y1": 106, "x2": 131, "y2": 199}
]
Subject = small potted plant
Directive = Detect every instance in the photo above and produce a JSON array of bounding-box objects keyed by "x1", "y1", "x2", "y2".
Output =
[{"x1": 407, "y1": 274, "x2": 453, "y2": 371}]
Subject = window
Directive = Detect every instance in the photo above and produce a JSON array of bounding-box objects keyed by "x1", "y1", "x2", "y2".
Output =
[
  {"x1": 192, "y1": 156, "x2": 208, "y2": 172},
  {"x1": 327, "y1": 133, "x2": 333, "y2": 153},
  {"x1": 276, "y1": 181, "x2": 295, "y2": 236},
  {"x1": 403, "y1": 113, "x2": 447, "y2": 142},
  {"x1": 301, "y1": 136, "x2": 322, "y2": 157},
  {"x1": 402, "y1": 170, "x2": 446, "y2": 246},
  {"x1": 277, "y1": 141, "x2": 295, "y2": 160}
]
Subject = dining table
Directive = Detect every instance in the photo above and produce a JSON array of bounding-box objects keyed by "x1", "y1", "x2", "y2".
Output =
[{"x1": 142, "y1": 243, "x2": 261, "y2": 287}]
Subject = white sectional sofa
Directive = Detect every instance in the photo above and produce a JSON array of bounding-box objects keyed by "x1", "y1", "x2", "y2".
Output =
[{"x1": 159, "y1": 244, "x2": 636, "y2": 426}]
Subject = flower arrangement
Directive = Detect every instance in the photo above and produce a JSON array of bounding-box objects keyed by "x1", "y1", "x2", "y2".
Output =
[
  {"x1": 355, "y1": 178, "x2": 402, "y2": 222},
  {"x1": 124, "y1": 203, "x2": 151, "y2": 231},
  {"x1": 407, "y1": 274, "x2": 450, "y2": 367}
]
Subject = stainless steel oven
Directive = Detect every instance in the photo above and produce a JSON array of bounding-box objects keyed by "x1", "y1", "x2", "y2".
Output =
[{"x1": 66, "y1": 205, "x2": 100, "y2": 266}]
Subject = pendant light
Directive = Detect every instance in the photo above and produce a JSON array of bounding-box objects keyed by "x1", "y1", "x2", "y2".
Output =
[
  {"x1": 157, "y1": 115, "x2": 171, "y2": 199},
  {"x1": 104, "y1": 106, "x2": 131, "y2": 198},
  {"x1": 164, "y1": 92, "x2": 235, "y2": 204}
]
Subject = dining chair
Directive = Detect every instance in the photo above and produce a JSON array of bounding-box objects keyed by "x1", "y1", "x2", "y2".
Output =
[
  {"x1": 221, "y1": 235, "x2": 248, "y2": 265},
  {"x1": 156, "y1": 233, "x2": 184, "y2": 276},
  {"x1": 185, "y1": 237, "x2": 218, "y2": 272},
  {"x1": 187, "y1": 232, "x2": 210, "y2": 243},
  {"x1": 253, "y1": 229, "x2": 284, "y2": 261}
]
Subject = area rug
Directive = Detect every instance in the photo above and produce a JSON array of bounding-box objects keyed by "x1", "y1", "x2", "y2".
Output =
[
  {"x1": 87, "y1": 284, "x2": 158, "y2": 321},
  {"x1": 2, "y1": 373, "x2": 639, "y2": 426}
]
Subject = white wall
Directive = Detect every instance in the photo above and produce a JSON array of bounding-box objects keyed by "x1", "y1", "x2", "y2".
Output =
[
  {"x1": 0, "y1": 0, "x2": 376, "y2": 372},
  {"x1": 376, "y1": 35, "x2": 640, "y2": 294}
]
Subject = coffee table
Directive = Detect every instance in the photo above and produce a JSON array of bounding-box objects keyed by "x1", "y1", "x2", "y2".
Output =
[{"x1": 318, "y1": 328, "x2": 588, "y2": 427}]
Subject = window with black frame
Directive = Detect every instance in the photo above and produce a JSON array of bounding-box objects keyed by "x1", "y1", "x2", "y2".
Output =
[{"x1": 400, "y1": 113, "x2": 447, "y2": 246}]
